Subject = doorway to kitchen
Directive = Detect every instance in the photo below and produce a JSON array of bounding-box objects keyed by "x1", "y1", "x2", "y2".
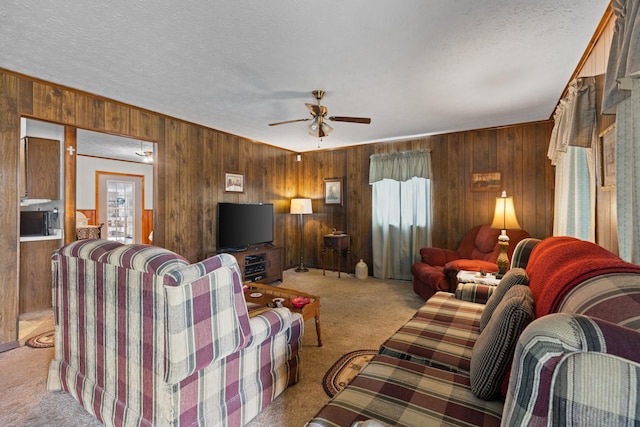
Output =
[{"x1": 96, "y1": 172, "x2": 144, "y2": 244}]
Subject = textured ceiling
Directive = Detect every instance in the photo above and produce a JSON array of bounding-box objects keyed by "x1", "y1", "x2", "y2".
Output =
[{"x1": 2, "y1": 1, "x2": 610, "y2": 154}]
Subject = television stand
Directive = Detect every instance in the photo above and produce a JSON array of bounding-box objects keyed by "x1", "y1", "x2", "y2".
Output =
[
  {"x1": 225, "y1": 246, "x2": 248, "y2": 253},
  {"x1": 226, "y1": 245, "x2": 283, "y2": 284}
]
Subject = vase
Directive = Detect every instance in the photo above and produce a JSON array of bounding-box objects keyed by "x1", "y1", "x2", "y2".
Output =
[{"x1": 355, "y1": 259, "x2": 368, "y2": 279}]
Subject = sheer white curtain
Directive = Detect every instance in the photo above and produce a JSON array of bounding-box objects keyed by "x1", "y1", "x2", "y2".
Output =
[
  {"x1": 548, "y1": 77, "x2": 597, "y2": 240},
  {"x1": 552, "y1": 146, "x2": 595, "y2": 239},
  {"x1": 615, "y1": 78, "x2": 640, "y2": 263},
  {"x1": 603, "y1": 0, "x2": 640, "y2": 263},
  {"x1": 369, "y1": 151, "x2": 432, "y2": 280}
]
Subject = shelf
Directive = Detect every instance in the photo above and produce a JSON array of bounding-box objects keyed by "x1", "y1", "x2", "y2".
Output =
[{"x1": 226, "y1": 246, "x2": 282, "y2": 284}]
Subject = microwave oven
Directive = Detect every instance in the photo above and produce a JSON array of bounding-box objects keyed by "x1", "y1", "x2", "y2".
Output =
[{"x1": 20, "y1": 210, "x2": 52, "y2": 236}]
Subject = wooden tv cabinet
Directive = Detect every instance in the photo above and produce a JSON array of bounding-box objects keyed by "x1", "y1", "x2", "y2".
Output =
[{"x1": 226, "y1": 245, "x2": 283, "y2": 284}]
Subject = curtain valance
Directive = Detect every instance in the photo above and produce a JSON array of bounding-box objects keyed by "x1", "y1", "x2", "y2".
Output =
[
  {"x1": 548, "y1": 76, "x2": 596, "y2": 165},
  {"x1": 603, "y1": 0, "x2": 640, "y2": 114},
  {"x1": 369, "y1": 150, "x2": 432, "y2": 184}
]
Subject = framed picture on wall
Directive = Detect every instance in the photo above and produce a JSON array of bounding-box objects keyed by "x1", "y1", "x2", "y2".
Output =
[
  {"x1": 471, "y1": 171, "x2": 502, "y2": 192},
  {"x1": 599, "y1": 124, "x2": 616, "y2": 190},
  {"x1": 324, "y1": 178, "x2": 343, "y2": 206},
  {"x1": 224, "y1": 172, "x2": 244, "y2": 193}
]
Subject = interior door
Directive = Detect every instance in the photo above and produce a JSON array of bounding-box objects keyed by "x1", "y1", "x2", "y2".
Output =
[{"x1": 97, "y1": 172, "x2": 144, "y2": 244}]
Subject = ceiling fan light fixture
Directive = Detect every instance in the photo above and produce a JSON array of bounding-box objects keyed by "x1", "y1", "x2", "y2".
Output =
[
  {"x1": 135, "y1": 141, "x2": 154, "y2": 163},
  {"x1": 272, "y1": 89, "x2": 370, "y2": 139},
  {"x1": 308, "y1": 119, "x2": 320, "y2": 137}
]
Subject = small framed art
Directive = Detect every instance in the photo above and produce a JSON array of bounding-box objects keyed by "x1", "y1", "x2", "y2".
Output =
[
  {"x1": 224, "y1": 172, "x2": 244, "y2": 193},
  {"x1": 599, "y1": 124, "x2": 616, "y2": 190},
  {"x1": 324, "y1": 178, "x2": 343, "y2": 206},
  {"x1": 471, "y1": 171, "x2": 502, "y2": 192}
]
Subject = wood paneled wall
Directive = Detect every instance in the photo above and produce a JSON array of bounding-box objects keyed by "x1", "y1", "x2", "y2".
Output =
[
  {"x1": 0, "y1": 69, "x2": 557, "y2": 349},
  {"x1": 0, "y1": 70, "x2": 302, "y2": 349},
  {"x1": 0, "y1": 6, "x2": 617, "y2": 351},
  {"x1": 294, "y1": 121, "x2": 555, "y2": 274},
  {"x1": 6, "y1": 73, "x2": 298, "y2": 261}
]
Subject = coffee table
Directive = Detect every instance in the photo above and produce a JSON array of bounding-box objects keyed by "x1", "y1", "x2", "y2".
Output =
[
  {"x1": 455, "y1": 270, "x2": 501, "y2": 303},
  {"x1": 244, "y1": 282, "x2": 322, "y2": 347},
  {"x1": 456, "y1": 270, "x2": 501, "y2": 286}
]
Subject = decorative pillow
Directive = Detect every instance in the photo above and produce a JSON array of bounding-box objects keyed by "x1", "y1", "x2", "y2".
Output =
[
  {"x1": 445, "y1": 258, "x2": 498, "y2": 272},
  {"x1": 470, "y1": 285, "x2": 535, "y2": 400},
  {"x1": 480, "y1": 267, "x2": 529, "y2": 331}
]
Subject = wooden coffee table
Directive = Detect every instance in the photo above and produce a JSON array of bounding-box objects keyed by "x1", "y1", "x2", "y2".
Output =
[{"x1": 244, "y1": 282, "x2": 322, "y2": 347}]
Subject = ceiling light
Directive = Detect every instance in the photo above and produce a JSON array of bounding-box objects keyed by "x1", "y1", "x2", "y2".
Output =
[
  {"x1": 308, "y1": 119, "x2": 333, "y2": 138},
  {"x1": 135, "y1": 141, "x2": 154, "y2": 163}
]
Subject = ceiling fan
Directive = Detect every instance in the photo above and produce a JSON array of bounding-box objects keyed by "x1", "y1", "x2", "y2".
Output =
[
  {"x1": 268, "y1": 90, "x2": 371, "y2": 138},
  {"x1": 135, "y1": 141, "x2": 154, "y2": 163}
]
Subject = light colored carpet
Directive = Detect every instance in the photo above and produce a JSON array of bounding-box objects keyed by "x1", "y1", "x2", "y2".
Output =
[{"x1": 0, "y1": 268, "x2": 424, "y2": 426}]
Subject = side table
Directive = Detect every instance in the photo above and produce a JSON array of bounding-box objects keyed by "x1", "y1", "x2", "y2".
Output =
[{"x1": 322, "y1": 234, "x2": 350, "y2": 278}]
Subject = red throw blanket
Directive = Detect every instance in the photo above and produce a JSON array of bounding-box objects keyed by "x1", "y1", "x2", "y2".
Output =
[{"x1": 526, "y1": 236, "x2": 640, "y2": 318}]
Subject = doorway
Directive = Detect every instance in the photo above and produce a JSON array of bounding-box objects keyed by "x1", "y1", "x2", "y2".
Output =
[{"x1": 97, "y1": 172, "x2": 144, "y2": 244}]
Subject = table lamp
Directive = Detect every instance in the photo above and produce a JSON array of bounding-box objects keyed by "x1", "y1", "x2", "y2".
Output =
[
  {"x1": 290, "y1": 198, "x2": 313, "y2": 272},
  {"x1": 490, "y1": 191, "x2": 521, "y2": 278}
]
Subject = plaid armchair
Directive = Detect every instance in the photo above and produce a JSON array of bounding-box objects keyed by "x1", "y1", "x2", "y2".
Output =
[{"x1": 47, "y1": 240, "x2": 303, "y2": 426}]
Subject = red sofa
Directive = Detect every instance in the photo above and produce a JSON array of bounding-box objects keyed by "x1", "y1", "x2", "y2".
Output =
[{"x1": 411, "y1": 224, "x2": 530, "y2": 299}]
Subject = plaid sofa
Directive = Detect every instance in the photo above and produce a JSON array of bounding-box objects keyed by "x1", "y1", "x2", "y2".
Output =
[
  {"x1": 307, "y1": 237, "x2": 640, "y2": 426},
  {"x1": 47, "y1": 239, "x2": 303, "y2": 427}
]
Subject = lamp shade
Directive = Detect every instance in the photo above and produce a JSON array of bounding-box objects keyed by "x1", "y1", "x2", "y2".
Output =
[
  {"x1": 290, "y1": 198, "x2": 313, "y2": 215},
  {"x1": 490, "y1": 194, "x2": 521, "y2": 230}
]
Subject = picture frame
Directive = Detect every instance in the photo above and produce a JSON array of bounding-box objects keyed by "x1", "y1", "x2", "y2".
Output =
[
  {"x1": 224, "y1": 172, "x2": 244, "y2": 193},
  {"x1": 599, "y1": 124, "x2": 616, "y2": 190},
  {"x1": 471, "y1": 171, "x2": 502, "y2": 192},
  {"x1": 324, "y1": 178, "x2": 343, "y2": 206}
]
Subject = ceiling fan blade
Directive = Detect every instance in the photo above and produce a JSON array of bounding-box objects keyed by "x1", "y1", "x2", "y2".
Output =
[
  {"x1": 268, "y1": 118, "x2": 311, "y2": 126},
  {"x1": 328, "y1": 116, "x2": 371, "y2": 124}
]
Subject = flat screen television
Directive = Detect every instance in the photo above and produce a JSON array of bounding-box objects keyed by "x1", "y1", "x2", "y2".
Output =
[{"x1": 217, "y1": 202, "x2": 274, "y2": 251}]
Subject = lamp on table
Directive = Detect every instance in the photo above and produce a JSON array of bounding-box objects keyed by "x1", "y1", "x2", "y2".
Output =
[
  {"x1": 290, "y1": 198, "x2": 313, "y2": 272},
  {"x1": 490, "y1": 191, "x2": 521, "y2": 279}
]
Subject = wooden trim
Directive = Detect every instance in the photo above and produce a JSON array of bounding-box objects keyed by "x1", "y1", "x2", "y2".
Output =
[
  {"x1": 77, "y1": 153, "x2": 151, "y2": 164},
  {"x1": 554, "y1": 2, "x2": 614, "y2": 113},
  {"x1": 64, "y1": 126, "x2": 77, "y2": 244}
]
